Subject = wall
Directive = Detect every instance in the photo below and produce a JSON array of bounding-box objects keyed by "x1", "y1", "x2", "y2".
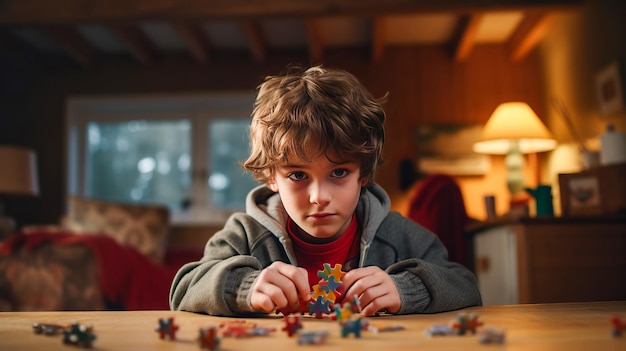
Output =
[
  {"x1": 537, "y1": 0, "x2": 626, "y2": 214},
  {"x1": 0, "y1": 44, "x2": 544, "y2": 231}
]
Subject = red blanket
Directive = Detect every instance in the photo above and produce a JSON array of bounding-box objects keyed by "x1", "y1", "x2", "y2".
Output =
[
  {"x1": 407, "y1": 174, "x2": 469, "y2": 267},
  {"x1": 0, "y1": 231, "x2": 174, "y2": 310}
]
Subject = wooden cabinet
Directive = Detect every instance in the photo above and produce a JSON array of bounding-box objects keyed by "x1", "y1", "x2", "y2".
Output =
[{"x1": 472, "y1": 216, "x2": 626, "y2": 305}]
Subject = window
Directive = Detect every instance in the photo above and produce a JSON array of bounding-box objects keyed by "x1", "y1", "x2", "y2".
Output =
[{"x1": 66, "y1": 93, "x2": 259, "y2": 225}]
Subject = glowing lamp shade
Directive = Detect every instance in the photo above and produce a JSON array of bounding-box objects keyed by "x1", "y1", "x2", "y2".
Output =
[
  {"x1": 0, "y1": 146, "x2": 39, "y2": 239},
  {"x1": 0, "y1": 146, "x2": 39, "y2": 196},
  {"x1": 473, "y1": 102, "x2": 556, "y2": 196},
  {"x1": 473, "y1": 102, "x2": 557, "y2": 155}
]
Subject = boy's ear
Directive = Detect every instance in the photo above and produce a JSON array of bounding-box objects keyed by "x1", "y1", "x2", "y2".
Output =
[
  {"x1": 360, "y1": 177, "x2": 369, "y2": 187},
  {"x1": 268, "y1": 178, "x2": 279, "y2": 192}
]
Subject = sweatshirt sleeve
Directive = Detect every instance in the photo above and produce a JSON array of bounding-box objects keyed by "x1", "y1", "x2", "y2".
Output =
[
  {"x1": 169, "y1": 214, "x2": 284, "y2": 316},
  {"x1": 371, "y1": 213, "x2": 482, "y2": 314}
]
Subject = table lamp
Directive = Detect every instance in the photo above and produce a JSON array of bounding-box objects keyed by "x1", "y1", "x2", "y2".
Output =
[
  {"x1": 0, "y1": 146, "x2": 39, "y2": 239},
  {"x1": 473, "y1": 102, "x2": 556, "y2": 197}
]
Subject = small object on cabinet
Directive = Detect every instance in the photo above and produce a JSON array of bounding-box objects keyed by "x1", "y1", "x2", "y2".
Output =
[{"x1": 155, "y1": 317, "x2": 179, "y2": 340}]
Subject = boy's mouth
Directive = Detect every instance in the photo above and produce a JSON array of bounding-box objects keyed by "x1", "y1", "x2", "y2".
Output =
[{"x1": 309, "y1": 212, "x2": 333, "y2": 219}]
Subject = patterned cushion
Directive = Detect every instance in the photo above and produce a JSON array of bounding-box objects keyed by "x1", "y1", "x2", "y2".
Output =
[
  {"x1": 64, "y1": 197, "x2": 170, "y2": 264},
  {"x1": 0, "y1": 241, "x2": 104, "y2": 311}
]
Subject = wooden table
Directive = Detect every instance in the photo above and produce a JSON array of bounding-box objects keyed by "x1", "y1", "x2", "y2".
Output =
[{"x1": 1, "y1": 301, "x2": 625, "y2": 350}]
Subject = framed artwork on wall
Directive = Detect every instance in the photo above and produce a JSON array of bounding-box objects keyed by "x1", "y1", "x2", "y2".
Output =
[
  {"x1": 595, "y1": 60, "x2": 625, "y2": 116},
  {"x1": 416, "y1": 124, "x2": 490, "y2": 176}
]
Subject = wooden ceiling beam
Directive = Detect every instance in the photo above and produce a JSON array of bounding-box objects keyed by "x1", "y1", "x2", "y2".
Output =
[
  {"x1": 507, "y1": 10, "x2": 555, "y2": 61},
  {"x1": 107, "y1": 24, "x2": 157, "y2": 65},
  {"x1": 240, "y1": 20, "x2": 267, "y2": 62},
  {"x1": 0, "y1": 0, "x2": 585, "y2": 24},
  {"x1": 41, "y1": 25, "x2": 95, "y2": 67},
  {"x1": 450, "y1": 13, "x2": 484, "y2": 62},
  {"x1": 304, "y1": 19, "x2": 325, "y2": 64},
  {"x1": 173, "y1": 22, "x2": 211, "y2": 64}
]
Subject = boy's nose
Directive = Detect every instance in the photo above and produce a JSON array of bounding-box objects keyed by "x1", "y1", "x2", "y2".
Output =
[{"x1": 309, "y1": 182, "x2": 331, "y2": 206}]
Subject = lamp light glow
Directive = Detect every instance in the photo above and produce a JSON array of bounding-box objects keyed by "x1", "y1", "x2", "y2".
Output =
[{"x1": 473, "y1": 102, "x2": 556, "y2": 196}]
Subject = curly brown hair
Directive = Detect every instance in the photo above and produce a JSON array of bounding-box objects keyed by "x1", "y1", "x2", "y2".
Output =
[{"x1": 242, "y1": 65, "x2": 386, "y2": 185}]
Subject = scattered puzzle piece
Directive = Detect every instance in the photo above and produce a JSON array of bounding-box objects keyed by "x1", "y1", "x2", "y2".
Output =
[
  {"x1": 33, "y1": 323, "x2": 67, "y2": 336},
  {"x1": 219, "y1": 320, "x2": 275, "y2": 338},
  {"x1": 282, "y1": 314, "x2": 303, "y2": 337},
  {"x1": 155, "y1": 317, "x2": 179, "y2": 340},
  {"x1": 424, "y1": 313, "x2": 484, "y2": 337},
  {"x1": 478, "y1": 327, "x2": 505, "y2": 344},
  {"x1": 297, "y1": 330, "x2": 329, "y2": 345},
  {"x1": 63, "y1": 322, "x2": 97, "y2": 348},
  {"x1": 340, "y1": 316, "x2": 368, "y2": 338},
  {"x1": 198, "y1": 326, "x2": 221, "y2": 350},
  {"x1": 610, "y1": 315, "x2": 626, "y2": 337},
  {"x1": 451, "y1": 313, "x2": 483, "y2": 335}
]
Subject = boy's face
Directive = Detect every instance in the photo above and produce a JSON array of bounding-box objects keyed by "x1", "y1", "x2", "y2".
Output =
[{"x1": 268, "y1": 150, "x2": 366, "y2": 241}]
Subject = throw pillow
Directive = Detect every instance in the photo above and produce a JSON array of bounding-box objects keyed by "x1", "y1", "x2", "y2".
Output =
[{"x1": 64, "y1": 197, "x2": 170, "y2": 265}]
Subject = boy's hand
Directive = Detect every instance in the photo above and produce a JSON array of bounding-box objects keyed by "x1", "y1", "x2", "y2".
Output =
[
  {"x1": 339, "y1": 266, "x2": 401, "y2": 316},
  {"x1": 250, "y1": 261, "x2": 311, "y2": 313}
]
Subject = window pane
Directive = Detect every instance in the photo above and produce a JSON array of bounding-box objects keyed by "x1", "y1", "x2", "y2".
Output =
[
  {"x1": 208, "y1": 118, "x2": 259, "y2": 209},
  {"x1": 86, "y1": 120, "x2": 191, "y2": 208}
]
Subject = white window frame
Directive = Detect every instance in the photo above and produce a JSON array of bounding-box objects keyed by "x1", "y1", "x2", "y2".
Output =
[{"x1": 65, "y1": 92, "x2": 256, "y2": 225}]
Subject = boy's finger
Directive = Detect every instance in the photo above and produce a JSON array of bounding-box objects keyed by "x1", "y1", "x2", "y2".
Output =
[{"x1": 274, "y1": 264, "x2": 310, "y2": 301}]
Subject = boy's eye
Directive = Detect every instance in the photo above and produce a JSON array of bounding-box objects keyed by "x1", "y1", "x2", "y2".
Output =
[
  {"x1": 331, "y1": 169, "x2": 349, "y2": 178},
  {"x1": 287, "y1": 171, "x2": 308, "y2": 181}
]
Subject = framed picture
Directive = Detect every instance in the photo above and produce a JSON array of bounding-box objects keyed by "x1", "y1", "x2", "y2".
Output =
[
  {"x1": 416, "y1": 124, "x2": 490, "y2": 176},
  {"x1": 595, "y1": 60, "x2": 625, "y2": 116},
  {"x1": 558, "y1": 163, "x2": 626, "y2": 216}
]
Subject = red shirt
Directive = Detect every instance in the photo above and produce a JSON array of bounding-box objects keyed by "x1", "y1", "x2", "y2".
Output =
[{"x1": 287, "y1": 214, "x2": 361, "y2": 288}]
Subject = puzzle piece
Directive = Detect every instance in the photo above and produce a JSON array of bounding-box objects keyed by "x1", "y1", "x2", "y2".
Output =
[
  {"x1": 282, "y1": 314, "x2": 303, "y2": 337},
  {"x1": 307, "y1": 263, "x2": 346, "y2": 319},
  {"x1": 63, "y1": 322, "x2": 97, "y2": 348},
  {"x1": 155, "y1": 317, "x2": 179, "y2": 340},
  {"x1": 318, "y1": 263, "x2": 345, "y2": 283},
  {"x1": 198, "y1": 326, "x2": 221, "y2": 350},
  {"x1": 297, "y1": 330, "x2": 329, "y2": 345},
  {"x1": 320, "y1": 275, "x2": 341, "y2": 294},
  {"x1": 311, "y1": 283, "x2": 335, "y2": 302},
  {"x1": 340, "y1": 317, "x2": 367, "y2": 338},
  {"x1": 308, "y1": 295, "x2": 332, "y2": 319}
]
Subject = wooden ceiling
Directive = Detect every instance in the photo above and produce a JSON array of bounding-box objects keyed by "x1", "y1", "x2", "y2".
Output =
[{"x1": 0, "y1": 0, "x2": 584, "y2": 69}]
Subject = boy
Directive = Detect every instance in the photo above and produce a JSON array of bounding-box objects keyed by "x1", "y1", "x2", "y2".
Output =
[{"x1": 169, "y1": 65, "x2": 481, "y2": 317}]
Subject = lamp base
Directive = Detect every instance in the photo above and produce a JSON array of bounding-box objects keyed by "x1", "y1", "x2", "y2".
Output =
[{"x1": 505, "y1": 140, "x2": 526, "y2": 195}]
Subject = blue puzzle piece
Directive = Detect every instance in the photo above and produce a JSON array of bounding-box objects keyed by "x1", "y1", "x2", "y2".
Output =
[
  {"x1": 308, "y1": 296, "x2": 332, "y2": 319},
  {"x1": 321, "y1": 275, "x2": 341, "y2": 293}
]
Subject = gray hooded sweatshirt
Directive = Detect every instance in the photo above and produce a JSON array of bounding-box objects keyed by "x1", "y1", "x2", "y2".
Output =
[{"x1": 169, "y1": 184, "x2": 481, "y2": 316}]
